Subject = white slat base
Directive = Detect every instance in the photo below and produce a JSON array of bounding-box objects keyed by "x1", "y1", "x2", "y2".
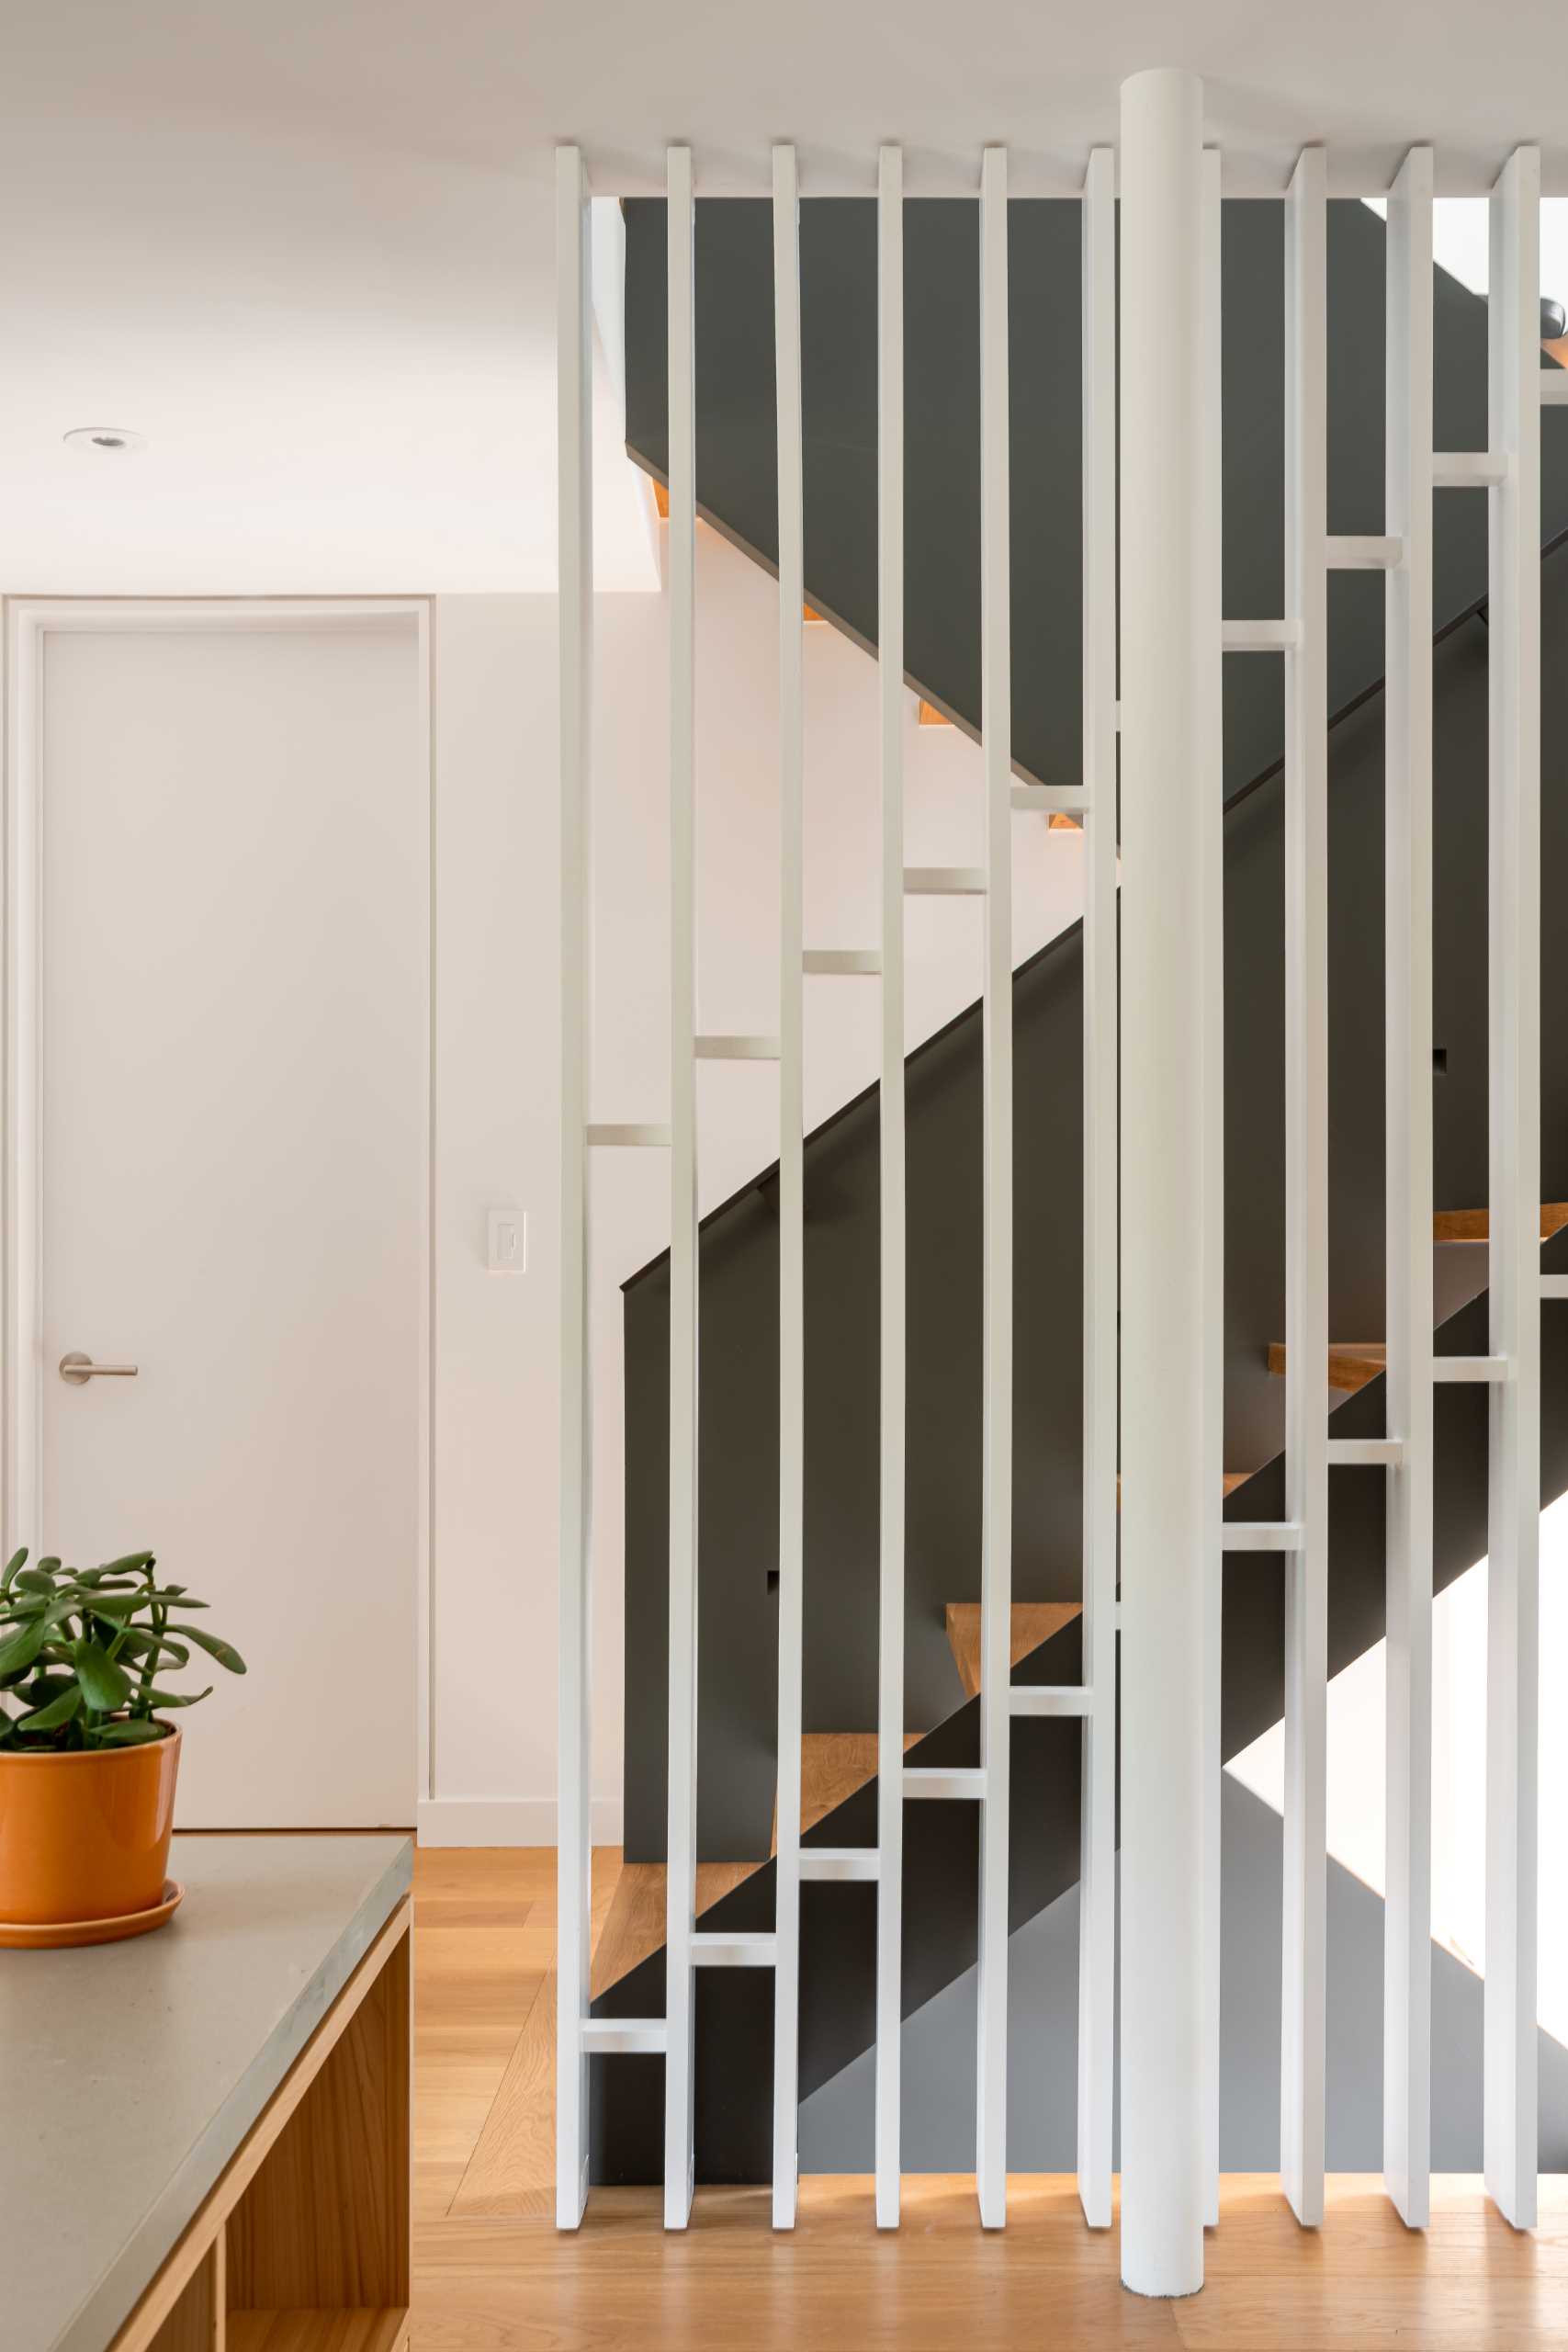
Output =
[
  {"x1": 903, "y1": 1766, "x2": 987, "y2": 1800},
  {"x1": 586, "y1": 1122, "x2": 672, "y2": 1148},
  {"x1": 1224, "y1": 1521, "x2": 1305, "y2": 1551},
  {"x1": 581, "y1": 2018, "x2": 670, "y2": 2054},
  {"x1": 1541, "y1": 373, "x2": 1568, "y2": 407},
  {"x1": 903, "y1": 865, "x2": 987, "y2": 896},
  {"x1": 694, "y1": 1034, "x2": 782, "y2": 1061},
  {"x1": 1541, "y1": 1272, "x2": 1568, "y2": 1298},
  {"x1": 691, "y1": 1931, "x2": 778, "y2": 1966},
  {"x1": 1011, "y1": 783, "x2": 1090, "y2": 815},
  {"x1": 803, "y1": 948, "x2": 882, "y2": 976},
  {"x1": 1433, "y1": 450, "x2": 1508, "y2": 486},
  {"x1": 1325, "y1": 1435, "x2": 1406, "y2": 1466},
  {"x1": 1433, "y1": 1354, "x2": 1510, "y2": 1382},
  {"x1": 1010, "y1": 1684, "x2": 1094, "y2": 1717},
  {"x1": 1327, "y1": 534, "x2": 1403, "y2": 569},
  {"x1": 799, "y1": 1847, "x2": 881, "y2": 1882},
  {"x1": 1222, "y1": 616, "x2": 1302, "y2": 651}
]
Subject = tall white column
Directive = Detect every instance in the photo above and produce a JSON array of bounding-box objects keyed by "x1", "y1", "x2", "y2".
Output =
[{"x1": 1118, "y1": 63, "x2": 1208, "y2": 2301}]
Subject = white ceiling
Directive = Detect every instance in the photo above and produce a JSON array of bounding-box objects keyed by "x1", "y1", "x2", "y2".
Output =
[{"x1": 11, "y1": 1, "x2": 1568, "y2": 594}]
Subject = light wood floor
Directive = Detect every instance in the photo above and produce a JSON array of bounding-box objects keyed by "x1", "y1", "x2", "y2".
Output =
[{"x1": 412, "y1": 1846, "x2": 1568, "y2": 2347}]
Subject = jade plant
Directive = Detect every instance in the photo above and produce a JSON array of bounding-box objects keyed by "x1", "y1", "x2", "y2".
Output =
[{"x1": 0, "y1": 1549, "x2": 245, "y2": 1750}]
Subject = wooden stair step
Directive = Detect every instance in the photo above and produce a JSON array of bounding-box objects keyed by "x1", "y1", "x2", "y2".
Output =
[
  {"x1": 1433, "y1": 1202, "x2": 1568, "y2": 1242},
  {"x1": 944, "y1": 1601, "x2": 1081, "y2": 1701},
  {"x1": 1267, "y1": 1340, "x2": 1386, "y2": 1394},
  {"x1": 591, "y1": 1858, "x2": 761, "y2": 1999}
]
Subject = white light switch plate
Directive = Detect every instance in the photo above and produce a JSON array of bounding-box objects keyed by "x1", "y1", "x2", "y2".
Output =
[{"x1": 487, "y1": 1208, "x2": 526, "y2": 1272}]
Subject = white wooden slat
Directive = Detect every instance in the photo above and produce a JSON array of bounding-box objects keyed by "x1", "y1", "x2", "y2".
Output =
[
  {"x1": 1382, "y1": 141, "x2": 1436, "y2": 2233},
  {"x1": 874, "y1": 139, "x2": 908, "y2": 2237},
  {"x1": 586, "y1": 1123, "x2": 671, "y2": 1148},
  {"x1": 1433, "y1": 450, "x2": 1508, "y2": 487},
  {"x1": 771, "y1": 139, "x2": 806, "y2": 2235},
  {"x1": 800, "y1": 1847, "x2": 881, "y2": 1882},
  {"x1": 1198, "y1": 141, "x2": 1225, "y2": 2237},
  {"x1": 554, "y1": 141, "x2": 593, "y2": 2235},
  {"x1": 662, "y1": 140, "x2": 700, "y2": 2235},
  {"x1": 1077, "y1": 141, "x2": 1118, "y2": 2241},
  {"x1": 1011, "y1": 783, "x2": 1091, "y2": 815},
  {"x1": 694, "y1": 1033, "x2": 782, "y2": 1060},
  {"x1": 1326, "y1": 1435, "x2": 1406, "y2": 1467},
  {"x1": 692, "y1": 1931, "x2": 779, "y2": 1967},
  {"x1": 1540, "y1": 373, "x2": 1568, "y2": 407},
  {"x1": 803, "y1": 947, "x2": 881, "y2": 976},
  {"x1": 1281, "y1": 140, "x2": 1329, "y2": 2233},
  {"x1": 975, "y1": 140, "x2": 1013, "y2": 2236},
  {"x1": 1223, "y1": 617, "x2": 1303, "y2": 651},
  {"x1": 1434, "y1": 1354, "x2": 1510, "y2": 1382},
  {"x1": 1010, "y1": 1684, "x2": 1093, "y2": 1718},
  {"x1": 1224, "y1": 1521, "x2": 1306, "y2": 1552},
  {"x1": 581, "y1": 2018, "x2": 669, "y2": 2055},
  {"x1": 1327, "y1": 534, "x2": 1404, "y2": 569},
  {"x1": 1484, "y1": 142, "x2": 1541, "y2": 2236},
  {"x1": 903, "y1": 865, "x2": 987, "y2": 895},
  {"x1": 1540, "y1": 1272, "x2": 1568, "y2": 1299},
  {"x1": 904, "y1": 1766, "x2": 987, "y2": 1800}
]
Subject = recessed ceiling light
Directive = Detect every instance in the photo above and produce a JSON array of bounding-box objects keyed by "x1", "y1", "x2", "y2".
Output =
[{"x1": 63, "y1": 426, "x2": 145, "y2": 453}]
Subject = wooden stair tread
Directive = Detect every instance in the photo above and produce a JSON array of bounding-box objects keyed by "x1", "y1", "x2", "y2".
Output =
[
  {"x1": 944, "y1": 1601, "x2": 1081, "y2": 1701},
  {"x1": 591, "y1": 1859, "x2": 762, "y2": 1999},
  {"x1": 592, "y1": 1732, "x2": 920, "y2": 1996},
  {"x1": 1267, "y1": 1340, "x2": 1386, "y2": 1393},
  {"x1": 1433, "y1": 1202, "x2": 1568, "y2": 1242}
]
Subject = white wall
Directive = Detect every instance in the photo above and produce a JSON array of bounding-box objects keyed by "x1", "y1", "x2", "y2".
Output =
[{"x1": 423, "y1": 525, "x2": 1089, "y2": 1844}]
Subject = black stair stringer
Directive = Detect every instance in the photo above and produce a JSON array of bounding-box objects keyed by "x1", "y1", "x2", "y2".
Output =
[{"x1": 591, "y1": 1228, "x2": 1568, "y2": 2186}]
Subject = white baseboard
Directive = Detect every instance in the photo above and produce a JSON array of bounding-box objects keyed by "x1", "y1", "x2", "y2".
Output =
[{"x1": 416, "y1": 1795, "x2": 624, "y2": 1849}]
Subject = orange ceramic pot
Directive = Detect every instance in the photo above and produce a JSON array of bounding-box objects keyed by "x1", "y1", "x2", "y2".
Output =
[{"x1": 0, "y1": 1725, "x2": 180, "y2": 1925}]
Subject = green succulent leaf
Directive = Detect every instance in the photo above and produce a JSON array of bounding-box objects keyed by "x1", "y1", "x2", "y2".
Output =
[
  {"x1": 72, "y1": 1639, "x2": 131, "y2": 1713},
  {"x1": 135, "y1": 1684, "x2": 212, "y2": 1711},
  {"x1": 2, "y1": 1546, "x2": 28, "y2": 1591},
  {"x1": 97, "y1": 1553, "x2": 155, "y2": 1579},
  {"x1": 167, "y1": 1625, "x2": 246, "y2": 1673},
  {"x1": 93, "y1": 1717, "x2": 170, "y2": 1747},
  {"x1": 13, "y1": 1567, "x2": 57, "y2": 1593},
  {"x1": 0, "y1": 1615, "x2": 51, "y2": 1678},
  {"x1": 73, "y1": 1591, "x2": 141, "y2": 1622},
  {"x1": 118, "y1": 1630, "x2": 190, "y2": 1666},
  {"x1": 20, "y1": 1683, "x2": 83, "y2": 1732}
]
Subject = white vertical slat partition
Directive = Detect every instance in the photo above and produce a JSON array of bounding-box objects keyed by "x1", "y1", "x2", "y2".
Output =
[
  {"x1": 663, "y1": 141, "x2": 702, "y2": 2233},
  {"x1": 874, "y1": 139, "x2": 908, "y2": 2236},
  {"x1": 1280, "y1": 142, "x2": 1329, "y2": 2233},
  {"x1": 1076, "y1": 141, "x2": 1118, "y2": 2238},
  {"x1": 555, "y1": 141, "x2": 595, "y2": 2233},
  {"x1": 1382, "y1": 142, "x2": 1436, "y2": 2233},
  {"x1": 772, "y1": 141, "x2": 806, "y2": 2233},
  {"x1": 1484, "y1": 142, "x2": 1541, "y2": 2235},
  {"x1": 1198, "y1": 141, "x2": 1225, "y2": 2235},
  {"x1": 975, "y1": 139, "x2": 1014, "y2": 2234}
]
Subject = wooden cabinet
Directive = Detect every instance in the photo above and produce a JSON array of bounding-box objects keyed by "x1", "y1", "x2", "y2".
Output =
[{"x1": 115, "y1": 1904, "x2": 411, "y2": 2352}]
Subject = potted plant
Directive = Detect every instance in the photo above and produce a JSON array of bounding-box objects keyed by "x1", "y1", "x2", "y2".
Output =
[{"x1": 0, "y1": 1547, "x2": 245, "y2": 1943}]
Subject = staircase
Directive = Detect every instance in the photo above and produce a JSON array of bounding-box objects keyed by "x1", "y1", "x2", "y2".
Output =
[{"x1": 592, "y1": 194, "x2": 1568, "y2": 2186}]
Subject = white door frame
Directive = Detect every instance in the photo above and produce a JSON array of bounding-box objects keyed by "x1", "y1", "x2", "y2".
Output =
[{"x1": 2, "y1": 595, "x2": 435, "y2": 1813}]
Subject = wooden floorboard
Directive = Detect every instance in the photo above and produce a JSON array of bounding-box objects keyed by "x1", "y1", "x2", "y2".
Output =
[{"x1": 412, "y1": 1847, "x2": 1568, "y2": 2347}]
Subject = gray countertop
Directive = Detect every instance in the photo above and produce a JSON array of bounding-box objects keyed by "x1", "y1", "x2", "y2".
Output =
[{"x1": 3, "y1": 1830, "x2": 413, "y2": 2352}]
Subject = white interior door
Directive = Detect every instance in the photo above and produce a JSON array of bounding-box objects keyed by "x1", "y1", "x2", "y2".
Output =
[{"x1": 28, "y1": 614, "x2": 425, "y2": 1826}]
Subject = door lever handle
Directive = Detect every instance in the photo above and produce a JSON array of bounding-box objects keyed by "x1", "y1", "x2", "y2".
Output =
[{"x1": 59, "y1": 1351, "x2": 139, "y2": 1385}]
